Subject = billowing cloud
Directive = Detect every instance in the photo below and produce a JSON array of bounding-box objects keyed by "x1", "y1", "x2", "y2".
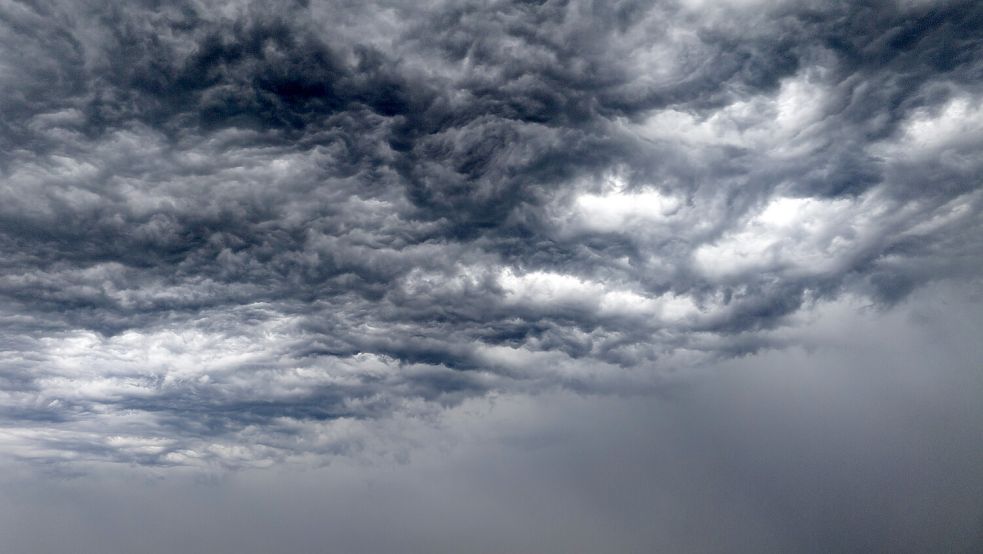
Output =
[{"x1": 0, "y1": 0, "x2": 980, "y2": 469}]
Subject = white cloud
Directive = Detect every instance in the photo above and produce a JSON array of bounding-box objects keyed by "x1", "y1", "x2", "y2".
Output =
[
  {"x1": 692, "y1": 193, "x2": 888, "y2": 280},
  {"x1": 498, "y1": 268, "x2": 700, "y2": 324},
  {"x1": 629, "y1": 69, "x2": 831, "y2": 156}
]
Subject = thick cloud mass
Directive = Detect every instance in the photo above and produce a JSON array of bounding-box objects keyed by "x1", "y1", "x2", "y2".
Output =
[
  {"x1": 0, "y1": 0, "x2": 981, "y2": 470},
  {"x1": 1, "y1": 282, "x2": 982, "y2": 554}
]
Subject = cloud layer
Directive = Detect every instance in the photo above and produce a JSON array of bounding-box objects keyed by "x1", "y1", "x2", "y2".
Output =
[
  {"x1": 2, "y1": 281, "x2": 982, "y2": 553},
  {"x1": 0, "y1": 0, "x2": 981, "y2": 467}
]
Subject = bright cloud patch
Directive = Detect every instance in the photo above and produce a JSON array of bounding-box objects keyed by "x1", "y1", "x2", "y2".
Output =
[
  {"x1": 498, "y1": 268, "x2": 699, "y2": 323},
  {"x1": 572, "y1": 188, "x2": 681, "y2": 231},
  {"x1": 693, "y1": 195, "x2": 882, "y2": 280}
]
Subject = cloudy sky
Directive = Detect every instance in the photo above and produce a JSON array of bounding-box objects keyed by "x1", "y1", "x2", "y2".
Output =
[{"x1": 0, "y1": 0, "x2": 981, "y2": 551}]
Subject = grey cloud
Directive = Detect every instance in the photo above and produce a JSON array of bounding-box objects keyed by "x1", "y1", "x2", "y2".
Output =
[
  {"x1": 1, "y1": 282, "x2": 981, "y2": 553},
  {"x1": 0, "y1": 0, "x2": 980, "y2": 468}
]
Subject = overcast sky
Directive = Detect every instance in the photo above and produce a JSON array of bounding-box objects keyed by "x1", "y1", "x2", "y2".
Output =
[{"x1": 0, "y1": 0, "x2": 981, "y2": 552}]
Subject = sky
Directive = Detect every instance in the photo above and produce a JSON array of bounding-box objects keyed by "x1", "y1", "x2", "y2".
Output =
[{"x1": 0, "y1": 0, "x2": 981, "y2": 552}]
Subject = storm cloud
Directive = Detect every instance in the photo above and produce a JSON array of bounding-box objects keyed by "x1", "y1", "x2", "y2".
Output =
[{"x1": 0, "y1": 0, "x2": 981, "y2": 500}]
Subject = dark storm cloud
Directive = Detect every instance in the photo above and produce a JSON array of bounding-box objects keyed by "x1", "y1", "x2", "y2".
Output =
[{"x1": 0, "y1": 0, "x2": 981, "y2": 466}]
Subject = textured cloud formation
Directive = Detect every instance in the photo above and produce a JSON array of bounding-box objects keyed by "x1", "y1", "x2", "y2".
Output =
[
  {"x1": 0, "y1": 0, "x2": 981, "y2": 468},
  {"x1": 1, "y1": 282, "x2": 982, "y2": 553}
]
